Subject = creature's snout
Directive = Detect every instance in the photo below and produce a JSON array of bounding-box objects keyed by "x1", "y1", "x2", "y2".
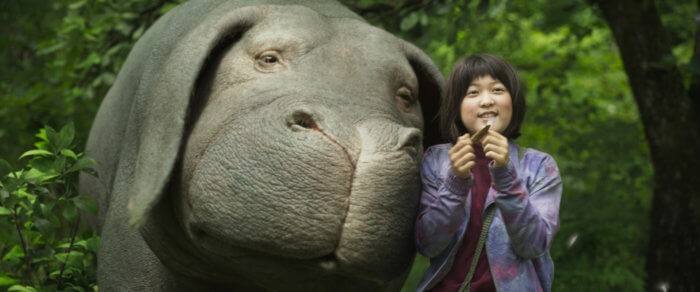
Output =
[{"x1": 395, "y1": 127, "x2": 422, "y2": 157}]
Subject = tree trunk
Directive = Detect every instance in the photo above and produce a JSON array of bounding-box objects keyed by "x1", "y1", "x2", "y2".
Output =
[{"x1": 589, "y1": 0, "x2": 700, "y2": 290}]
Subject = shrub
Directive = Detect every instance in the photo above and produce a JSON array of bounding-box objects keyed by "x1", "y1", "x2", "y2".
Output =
[{"x1": 0, "y1": 123, "x2": 99, "y2": 291}]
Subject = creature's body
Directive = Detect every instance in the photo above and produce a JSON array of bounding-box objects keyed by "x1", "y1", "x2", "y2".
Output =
[{"x1": 80, "y1": 0, "x2": 443, "y2": 290}]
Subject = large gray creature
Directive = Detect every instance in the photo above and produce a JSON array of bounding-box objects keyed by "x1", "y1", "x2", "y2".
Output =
[{"x1": 80, "y1": 0, "x2": 444, "y2": 290}]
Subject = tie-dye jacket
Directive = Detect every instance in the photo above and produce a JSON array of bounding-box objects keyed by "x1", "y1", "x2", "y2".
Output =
[{"x1": 415, "y1": 141, "x2": 562, "y2": 292}]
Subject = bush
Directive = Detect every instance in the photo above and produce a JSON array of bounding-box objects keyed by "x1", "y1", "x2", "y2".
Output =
[{"x1": 0, "y1": 123, "x2": 99, "y2": 291}]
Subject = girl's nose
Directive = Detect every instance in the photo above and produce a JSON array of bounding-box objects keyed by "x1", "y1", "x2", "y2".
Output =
[{"x1": 479, "y1": 94, "x2": 495, "y2": 107}]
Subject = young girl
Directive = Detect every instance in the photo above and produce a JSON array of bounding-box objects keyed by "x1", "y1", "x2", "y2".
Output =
[{"x1": 414, "y1": 54, "x2": 562, "y2": 292}]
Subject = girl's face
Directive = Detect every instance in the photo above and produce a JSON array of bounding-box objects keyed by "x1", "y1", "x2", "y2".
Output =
[{"x1": 459, "y1": 75, "x2": 513, "y2": 135}]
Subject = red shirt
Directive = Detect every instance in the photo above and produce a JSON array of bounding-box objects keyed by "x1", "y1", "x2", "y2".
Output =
[{"x1": 430, "y1": 145, "x2": 496, "y2": 292}]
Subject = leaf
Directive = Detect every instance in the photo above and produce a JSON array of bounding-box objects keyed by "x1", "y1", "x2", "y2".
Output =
[
  {"x1": 53, "y1": 156, "x2": 67, "y2": 173},
  {"x1": 0, "y1": 275, "x2": 19, "y2": 286},
  {"x1": 133, "y1": 25, "x2": 146, "y2": 40},
  {"x1": 2, "y1": 245, "x2": 25, "y2": 261},
  {"x1": 61, "y1": 203, "x2": 78, "y2": 223},
  {"x1": 77, "y1": 53, "x2": 101, "y2": 69},
  {"x1": 68, "y1": 0, "x2": 86, "y2": 10},
  {"x1": 86, "y1": 236, "x2": 99, "y2": 252},
  {"x1": 14, "y1": 189, "x2": 36, "y2": 203},
  {"x1": 120, "y1": 12, "x2": 138, "y2": 20},
  {"x1": 58, "y1": 122, "x2": 75, "y2": 148},
  {"x1": 0, "y1": 158, "x2": 12, "y2": 174},
  {"x1": 24, "y1": 163, "x2": 59, "y2": 184},
  {"x1": 45, "y1": 126, "x2": 60, "y2": 152},
  {"x1": 67, "y1": 157, "x2": 98, "y2": 174},
  {"x1": 54, "y1": 251, "x2": 84, "y2": 268},
  {"x1": 7, "y1": 285, "x2": 36, "y2": 292},
  {"x1": 72, "y1": 196, "x2": 98, "y2": 215},
  {"x1": 34, "y1": 129, "x2": 48, "y2": 143},
  {"x1": 32, "y1": 141, "x2": 51, "y2": 152},
  {"x1": 420, "y1": 13, "x2": 429, "y2": 26},
  {"x1": 18, "y1": 150, "x2": 53, "y2": 160},
  {"x1": 400, "y1": 12, "x2": 420, "y2": 31},
  {"x1": 34, "y1": 219, "x2": 53, "y2": 237},
  {"x1": 0, "y1": 206, "x2": 11, "y2": 216},
  {"x1": 59, "y1": 240, "x2": 87, "y2": 250}
]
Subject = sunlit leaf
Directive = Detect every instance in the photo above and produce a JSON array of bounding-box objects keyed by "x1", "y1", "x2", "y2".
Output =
[
  {"x1": 19, "y1": 150, "x2": 53, "y2": 160},
  {"x1": 0, "y1": 206, "x2": 11, "y2": 216},
  {"x1": 0, "y1": 276, "x2": 19, "y2": 286},
  {"x1": 60, "y1": 149, "x2": 79, "y2": 161},
  {"x1": 7, "y1": 285, "x2": 37, "y2": 292}
]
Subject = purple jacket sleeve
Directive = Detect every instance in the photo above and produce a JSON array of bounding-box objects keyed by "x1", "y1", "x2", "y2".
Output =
[
  {"x1": 490, "y1": 154, "x2": 562, "y2": 259},
  {"x1": 414, "y1": 146, "x2": 472, "y2": 258}
]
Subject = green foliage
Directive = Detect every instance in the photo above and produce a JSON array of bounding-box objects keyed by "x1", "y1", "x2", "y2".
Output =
[
  {"x1": 0, "y1": 0, "x2": 185, "y2": 167},
  {"x1": 0, "y1": 123, "x2": 99, "y2": 291}
]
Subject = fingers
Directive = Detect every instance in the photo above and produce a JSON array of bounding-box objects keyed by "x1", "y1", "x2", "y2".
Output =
[
  {"x1": 482, "y1": 130, "x2": 509, "y2": 167},
  {"x1": 450, "y1": 144, "x2": 474, "y2": 168},
  {"x1": 481, "y1": 130, "x2": 508, "y2": 148},
  {"x1": 449, "y1": 135, "x2": 472, "y2": 157},
  {"x1": 456, "y1": 161, "x2": 475, "y2": 174},
  {"x1": 449, "y1": 134, "x2": 475, "y2": 178},
  {"x1": 454, "y1": 151, "x2": 476, "y2": 167},
  {"x1": 485, "y1": 149, "x2": 509, "y2": 164}
]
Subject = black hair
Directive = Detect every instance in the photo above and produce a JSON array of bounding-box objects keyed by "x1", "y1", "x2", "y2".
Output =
[{"x1": 438, "y1": 53, "x2": 525, "y2": 142}]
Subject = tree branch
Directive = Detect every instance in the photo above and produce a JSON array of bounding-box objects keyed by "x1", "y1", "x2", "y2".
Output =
[
  {"x1": 57, "y1": 220, "x2": 80, "y2": 289},
  {"x1": 12, "y1": 207, "x2": 33, "y2": 287}
]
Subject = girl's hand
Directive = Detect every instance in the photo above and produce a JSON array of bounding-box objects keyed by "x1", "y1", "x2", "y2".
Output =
[
  {"x1": 482, "y1": 130, "x2": 510, "y2": 168},
  {"x1": 448, "y1": 134, "x2": 476, "y2": 179}
]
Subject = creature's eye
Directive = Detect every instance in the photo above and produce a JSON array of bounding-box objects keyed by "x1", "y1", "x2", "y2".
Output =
[
  {"x1": 255, "y1": 50, "x2": 285, "y2": 72},
  {"x1": 261, "y1": 55, "x2": 277, "y2": 63},
  {"x1": 396, "y1": 86, "x2": 415, "y2": 112}
]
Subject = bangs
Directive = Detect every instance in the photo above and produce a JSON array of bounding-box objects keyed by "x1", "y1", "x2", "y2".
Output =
[{"x1": 460, "y1": 57, "x2": 515, "y2": 94}]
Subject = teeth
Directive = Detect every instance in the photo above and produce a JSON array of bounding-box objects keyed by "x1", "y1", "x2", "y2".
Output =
[{"x1": 479, "y1": 113, "x2": 496, "y2": 118}]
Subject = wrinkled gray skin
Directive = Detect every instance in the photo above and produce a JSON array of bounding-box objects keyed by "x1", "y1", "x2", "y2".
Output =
[{"x1": 80, "y1": 0, "x2": 444, "y2": 290}]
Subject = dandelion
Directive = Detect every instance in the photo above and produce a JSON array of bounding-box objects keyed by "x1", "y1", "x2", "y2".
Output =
[
  {"x1": 656, "y1": 281, "x2": 669, "y2": 292},
  {"x1": 566, "y1": 233, "x2": 578, "y2": 248}
]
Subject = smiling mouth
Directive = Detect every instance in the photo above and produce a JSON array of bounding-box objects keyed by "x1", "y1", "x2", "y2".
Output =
[{"x1": 478, "y1": 112, "x2": 498, "y2": 118}]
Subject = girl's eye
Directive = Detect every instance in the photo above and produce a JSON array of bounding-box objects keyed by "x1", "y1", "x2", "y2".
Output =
[
  {"x1": 493, "y1": 87, "x2": 506, "y2": 93},
  {"x1": 467, "y1": 90, "x2": 479, "y2": 96}
]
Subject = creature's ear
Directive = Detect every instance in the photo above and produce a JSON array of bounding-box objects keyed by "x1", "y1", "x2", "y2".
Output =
[
  {"x1": 401, "y1": 41, "x2": 446, "y2": 147},
  {"x1": 125, "y1": 5, "x2": 264, "y2": 229}
]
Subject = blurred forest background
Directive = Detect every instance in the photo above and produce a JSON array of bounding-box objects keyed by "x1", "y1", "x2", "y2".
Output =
[{"x1": 1, "y1": 0, "x2": 698, "y2": 291}]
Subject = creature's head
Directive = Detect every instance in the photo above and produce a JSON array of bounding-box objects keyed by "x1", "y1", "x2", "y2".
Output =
[{"x1": 120, "y1": 1, "x2": 443, "y2": 290}]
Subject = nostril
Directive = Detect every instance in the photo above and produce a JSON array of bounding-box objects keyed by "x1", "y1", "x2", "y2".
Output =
[
  {"x1": 286, "y1": 110, "x2": 318, "y2": 131},
  {"x1": 397, "y1": 128, "x2": 422, "y2": 154}
]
